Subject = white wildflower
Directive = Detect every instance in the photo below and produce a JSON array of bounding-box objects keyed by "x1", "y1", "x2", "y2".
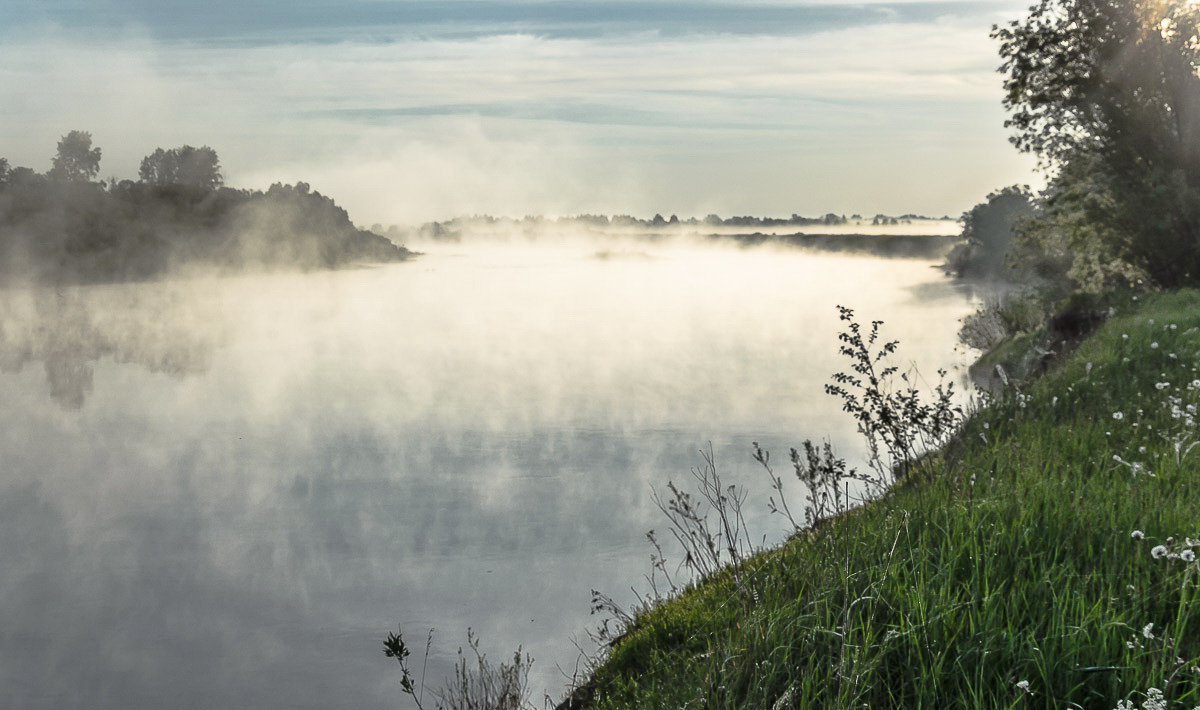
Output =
[
  {"x1": 1015, "y1": 679, "x2": 1030, "y2": 693},
  {"x1": 1152, "y1": 545, "x2": 1169, "y2": 559},
  {"x1": 1152, "y1": 342, "x2": 1160, "y2": 349},
  {"x1": 1132, "y1": 530, "x2": 1145, "y2": 539},
  {"x1": 1182, "y1": 549, "x2": 1196, "y2": 563},
  {"x1": 1144, "y1": 687, "x2": 1167, "y2": 710},
  {"x1": 1143, "y1": 622, "x2": 1156, "y2": 638},
  {"x1": 1114, "y1": 412, "x2": 1125, "y2": 420}
]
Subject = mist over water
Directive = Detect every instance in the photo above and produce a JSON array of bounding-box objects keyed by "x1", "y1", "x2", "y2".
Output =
[{"x1": 0, "y1": 235, "x2": 974, "y2": 708}]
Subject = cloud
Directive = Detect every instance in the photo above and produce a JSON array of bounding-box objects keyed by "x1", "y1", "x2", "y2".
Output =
[{"x1": 0, "y1": 3, "x2": 1036, "y2": 223}]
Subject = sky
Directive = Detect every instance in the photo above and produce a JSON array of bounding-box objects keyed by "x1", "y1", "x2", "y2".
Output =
[{"x1": 0, "y1": 0, "x2": 1038, "y2": 225}]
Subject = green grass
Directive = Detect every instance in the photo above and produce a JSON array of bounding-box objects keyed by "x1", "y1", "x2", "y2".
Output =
[{"x1": 589, "y1": 290, "x2": 1200, "y2": 710}]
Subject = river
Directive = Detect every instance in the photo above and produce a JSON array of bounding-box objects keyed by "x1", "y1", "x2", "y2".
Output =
[{"x1": 0, "y1": 232, "x2": 974, "y2": 708}]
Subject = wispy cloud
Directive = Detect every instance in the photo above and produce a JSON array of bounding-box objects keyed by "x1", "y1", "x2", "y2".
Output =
[{"x1": 0, "y1": 1, "x2": 1036, "y2": 223}]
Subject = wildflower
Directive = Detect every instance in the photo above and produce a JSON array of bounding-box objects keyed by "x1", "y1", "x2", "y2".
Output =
[
  {"x1": 1132, "y1": 530, "x2": 1145, "y2": 539},
  {"x1": 1182, "y1": 549, "x2": 1196, "y2": 563},
  {"x1": 1015, "y1": 679, "x2": 1030, "y2": 693},
  {"x1": 1152, "y1": 545, "x2": 1169, "y2": 559},
  {"x1": 1123, "y1": 333, "x2": 1130, "y2": 340},
  {"x1": 1152, "y1": 342, "x2": 1160, "y2": 349},
  {"x1": 1114, "y1": 412, "x2": 1124, "y2": 420},
  {"x1": 1156, "y1": 381, "x2": 1171, "y2": 390},
  {"x1": 1187, "y1": 537, "x2": 1200, "y2": 547},
  {"x1": 1143, "y1": 622, "x2": 1156, "y2": 638},
  {"x1": 1144, "y1": 687, "x2": 1166, "y2": 710}
]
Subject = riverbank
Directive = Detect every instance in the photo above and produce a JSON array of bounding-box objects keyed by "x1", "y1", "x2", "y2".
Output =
[{"x1": 580, "y1": 289, "x2": 1200, "y2": 708}]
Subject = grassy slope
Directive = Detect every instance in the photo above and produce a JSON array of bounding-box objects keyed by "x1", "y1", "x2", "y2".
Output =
[{"x1": 590, "y1": 290, "x2": 1200, "y2": 709}]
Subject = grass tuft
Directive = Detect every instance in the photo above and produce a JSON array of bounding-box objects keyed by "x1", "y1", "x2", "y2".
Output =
[{"x1": 587, "y1": 290, "x2": 1200, "y2": 709}]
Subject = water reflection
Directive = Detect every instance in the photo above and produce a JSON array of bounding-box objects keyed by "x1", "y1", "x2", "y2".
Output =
[
  {"x1": 0, "y1": 240, "x2": 975, "y2": 709},
  {"x1": 0, "y1": 285, "x2": 221, "y2": 409}
]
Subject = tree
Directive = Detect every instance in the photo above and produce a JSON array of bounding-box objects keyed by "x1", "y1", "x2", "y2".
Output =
[
  {"x1": 138, "y1": 145, "x2": 223, "y2": 189},
  {"x1": 993, "y1": 0, "x2": 1200, "y2": 286},
  {"x1": 48, "y1": 130, "x2": 102, "y2": 182},
  {"x1": 0, "y1": 157, "x2": 9, "y2": 186},
  {"x1": 944, "y1": 186, "x2": 1035, "y2": 280}
]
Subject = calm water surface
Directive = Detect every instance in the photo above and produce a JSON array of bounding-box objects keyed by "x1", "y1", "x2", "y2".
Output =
[{"x1": 0, "y1": 237, "x2": 974, "y2": 708}]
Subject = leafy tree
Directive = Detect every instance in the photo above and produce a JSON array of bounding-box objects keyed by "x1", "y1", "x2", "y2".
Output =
[
  {"x1": 47, "y1": 130, "x2": 101, "y2": 182},
  {"x1": 994, "y1": 0, "x2": 1200, "y2": 286},
  {"x1": 138, "y1": 145, "x2": 223, "y2": 189},
  {"x1": 0, "y1": 157, "x2": 9, "y2": 185},
  {"x1": 944, "y1": 185, "x2": 1035, "y2": 280}
]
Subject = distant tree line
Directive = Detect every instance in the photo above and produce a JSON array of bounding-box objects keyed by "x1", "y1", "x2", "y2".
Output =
[
  {"x1": 0, "y1": 131, "x2": 410, "y2": 285},
  {"x1": 380, "y1": 211, "x2": 953, "y2": 243}
]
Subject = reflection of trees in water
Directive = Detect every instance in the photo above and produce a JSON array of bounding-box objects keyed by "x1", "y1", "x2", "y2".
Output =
[{"x1": 0, "y1": 286, "x2": 220, "y2": 409}]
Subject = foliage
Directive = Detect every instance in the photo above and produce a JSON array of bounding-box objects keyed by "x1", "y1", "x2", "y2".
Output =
[
  {"x1": 958, "y1": 291, "x2": 1053, "y2": 352},
  {"x1": 385, "y1": 628, "x2": 535, "y2": 710},
  {"x1": 824, "y1": 305, "x2": 963, "y2": 485},
  {"x1": 1010, "y1": 157, "x2": 1148, "y2": 295},
  {"x1": 138, "y1": 145, "x2": 223, "y2": 189},
  {"x1": 47, "y1": 130, "x2": 102, "y2": 183},
  {"x1": 994, "y1": 0, "x2": 1200, "y2": 287},
  {"x1": 650, "y1": 444, "x2": 755, "y2": 587},
  {"x1": 589, "y1": 290, "x2": 1200, "y2": 709},
  {"x1": 943, "y1": 185, "x2": 1035, "y2": 281},
  {"x1": 754, "y1": 439, "x2": 870, "y2": 531},
  {"x1": 0, "y1": 133, "x2": 410, "y2": 283},
  {"x1": 579, "y1": 307, "x2": 968, "y2": 705}
]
